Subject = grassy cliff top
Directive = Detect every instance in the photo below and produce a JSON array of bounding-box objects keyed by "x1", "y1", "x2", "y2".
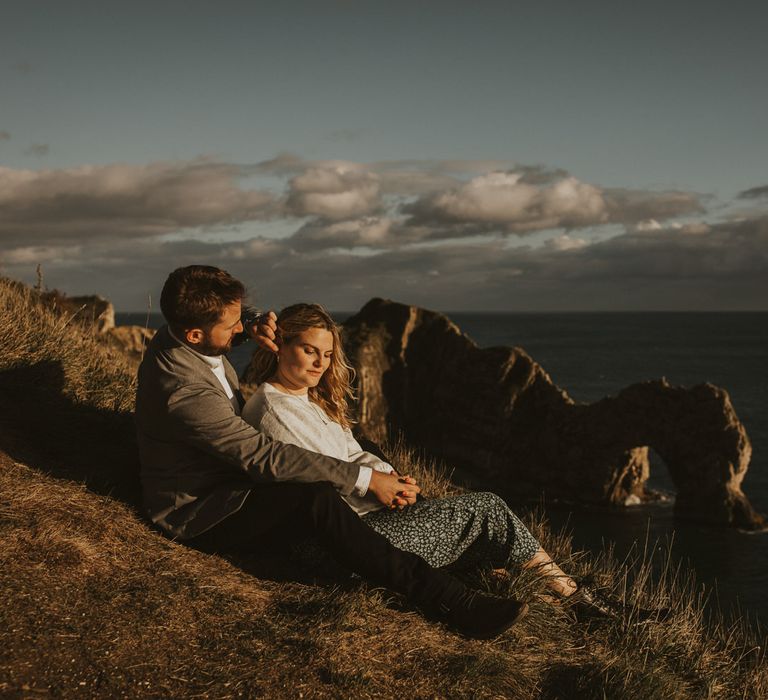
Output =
[{"x1": 0, "y1": 277, "x2": 765, "y2": 699}]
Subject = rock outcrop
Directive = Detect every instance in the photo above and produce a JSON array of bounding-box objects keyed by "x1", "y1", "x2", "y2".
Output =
[
  {"x1": 39, "y1": 291, "x2": 115, "y2": 333},
  {"x1": 340, "y1": 298, "x2": 765, "y2": 531}
]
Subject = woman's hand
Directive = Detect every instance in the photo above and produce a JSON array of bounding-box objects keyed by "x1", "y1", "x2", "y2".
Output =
[
  {"x1": 248, "y1": 311, "x2": 279, "y2": 353},
  {"x1": 368, "y1": 471, "x2": 421, "y2": 510}
]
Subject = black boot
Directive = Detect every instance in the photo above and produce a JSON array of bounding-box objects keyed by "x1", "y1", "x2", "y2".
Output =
[{"x1": 428, "y1": 588, "x2": 529, "y2": 640}]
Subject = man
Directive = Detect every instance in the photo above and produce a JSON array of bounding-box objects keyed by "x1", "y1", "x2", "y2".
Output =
[{"x1": 136, "y1": 265, "x2": 528, "y2": 639}]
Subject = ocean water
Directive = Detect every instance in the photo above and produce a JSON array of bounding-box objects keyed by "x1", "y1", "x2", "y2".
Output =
[
  {"x1": 119, "y1": 311, "x2": 768, "y2": 624},
  {"x1": 441, "y1": 312, "x2": 768, "y2": 627}
]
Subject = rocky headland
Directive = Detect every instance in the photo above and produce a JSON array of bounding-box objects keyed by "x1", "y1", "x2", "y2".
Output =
[{"x1": 332, "y1": 298, "x2": 766, "y2": 531}]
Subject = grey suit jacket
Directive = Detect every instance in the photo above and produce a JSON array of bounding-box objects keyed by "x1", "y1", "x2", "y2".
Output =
[{"x1": 136, "y1": 326, "x2": 359, "y2": 539}]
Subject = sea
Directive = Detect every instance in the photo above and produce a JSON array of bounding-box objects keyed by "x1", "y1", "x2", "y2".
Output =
[{"x1": 117, "y1": 310, "x2": 768, "y2": 626}]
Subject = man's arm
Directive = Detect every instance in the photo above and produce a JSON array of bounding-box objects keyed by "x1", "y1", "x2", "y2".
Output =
[{"x1": 166, "y1": 382, "x2": 360, "y2": 495}]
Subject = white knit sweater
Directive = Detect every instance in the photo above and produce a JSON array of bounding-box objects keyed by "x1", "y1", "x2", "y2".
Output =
[{"x1": 242, "y1": 382, "x2": 392, "y2": 515}]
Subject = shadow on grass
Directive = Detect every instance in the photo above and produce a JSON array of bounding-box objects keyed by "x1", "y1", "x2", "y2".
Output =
[
  {"x1": 0, "y1": 361, "x2": 142, "y2": 507},
  {"x1": 0, "y1": 360, "x2": 359, "y2": 587}
]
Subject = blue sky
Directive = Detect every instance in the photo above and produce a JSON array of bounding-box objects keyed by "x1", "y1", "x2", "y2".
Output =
[{"x1": 1, "y1": 1, "x2": 767, "y2": 311}]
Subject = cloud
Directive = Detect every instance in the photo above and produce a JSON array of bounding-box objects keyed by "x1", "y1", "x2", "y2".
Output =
[
  {"x1": 544, "y1": 234, "x2": 589, "y2": 251},
  {"x1": 738, "y1": 185, "x2": 768, "y2": 200},
  {"x1": 257, "y1": 154, "x2": 513, "y2": 196},
  {"x1": 4, "y1": 153, "x2": 755, "y2": 311},
  {"x1": 286, "y1": 165, "x2": 381, "y2": 220},
  {"x1": 288, "y1": 217, "x2": 406, "y2": 251},
  {"x1": 527, "y1": 216, "x2": 768, "y2": 284},
  {"x1": 0, "y1": 131, "x2": 10, "y2": 142},
  {"x1": 404, "y1": 172, "x2": 607, "y2": 233},
  {"x1": 5, "y1": 214, "x2": 766, "y2": 312},
  {"x1": 602, "y1": 188, "x2": 705, "y2": 223},
  {"x1": 0, "y1": 159, "x2": 277, "y2": 244},
  {"x1": 24, "y1": 143, "x2": 50, "y2": 157},
  {"x1": 255, "y1": 152, "x2": 309, "y2": 177},
  {"x1": 403, "y1": 172, "x2": 703, "y2": 236}
]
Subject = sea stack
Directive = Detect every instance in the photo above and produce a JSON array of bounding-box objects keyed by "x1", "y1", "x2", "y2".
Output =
[{"x1": 330, "y1": 298, "x2": 766, "y2": 531}]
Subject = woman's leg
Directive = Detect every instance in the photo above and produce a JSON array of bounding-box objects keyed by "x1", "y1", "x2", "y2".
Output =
[
  {"x1": 364, "y1": 491, "x2": 580, "y2": 597},
  {"x1": 518, "y1": 547, "x2": 578, "y2": 597},
  {"x1": 362, "y1": 491, "x2": 540, "y2": 570}
]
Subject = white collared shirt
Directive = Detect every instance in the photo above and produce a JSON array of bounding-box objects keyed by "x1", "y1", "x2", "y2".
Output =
[{"x1": 168, "y1": 328, "x2": 234, "y2": 399}]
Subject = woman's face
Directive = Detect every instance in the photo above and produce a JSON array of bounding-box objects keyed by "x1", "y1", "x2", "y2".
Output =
[{"x1": 276, "y1": 327, "x2": 334, "y2": 391}]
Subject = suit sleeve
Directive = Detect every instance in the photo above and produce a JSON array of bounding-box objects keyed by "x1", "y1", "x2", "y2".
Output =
[{"x1": 166, "y1": 382, "x2": 359, "y2": 495}]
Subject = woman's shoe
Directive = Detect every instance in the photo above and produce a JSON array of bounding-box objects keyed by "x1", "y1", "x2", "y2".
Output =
[
  {"x1": 567, "y1": 585, "x2": 673, "y2": 624},
  {"x1": 567, "y1": 585, "x2": 626, "y2": 621}
]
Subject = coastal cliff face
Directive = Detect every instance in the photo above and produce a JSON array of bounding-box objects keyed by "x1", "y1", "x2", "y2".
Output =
[{"x1": 340, "y1": 298, "x2": 765, "y2": 531}]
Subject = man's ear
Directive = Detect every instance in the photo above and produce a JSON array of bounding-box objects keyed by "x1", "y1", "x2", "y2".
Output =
[{"x1": 185, "y1": 328, "x2": 205, "y2": 346}]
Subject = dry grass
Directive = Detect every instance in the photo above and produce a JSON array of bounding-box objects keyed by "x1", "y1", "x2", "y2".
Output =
[{"x1": 1, "y1": 275, "x2": 766, "y2": 699}]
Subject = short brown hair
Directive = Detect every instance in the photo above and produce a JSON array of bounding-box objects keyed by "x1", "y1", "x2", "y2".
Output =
[{"x1": 160, "y1": 265, "x2": 245, "y2": 332}]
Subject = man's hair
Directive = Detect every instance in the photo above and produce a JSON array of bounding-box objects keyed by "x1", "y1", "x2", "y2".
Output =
[{"x1": 160, "y1": 265, "x2": 245, "y2": 332}]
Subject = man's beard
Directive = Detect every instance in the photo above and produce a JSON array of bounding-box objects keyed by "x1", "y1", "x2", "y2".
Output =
[{"x1": 196, "y1": 334, "x2": 233, "y2": 357}]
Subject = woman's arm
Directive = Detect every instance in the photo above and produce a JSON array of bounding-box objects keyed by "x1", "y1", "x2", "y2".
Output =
[{"x1": 343, "y1": 428, "x2": 394, "y2": 473}]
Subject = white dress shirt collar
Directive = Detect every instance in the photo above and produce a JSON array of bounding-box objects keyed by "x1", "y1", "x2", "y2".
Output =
[{"x1": 168, "y1": 327, "x2": 234, "y2": 399}]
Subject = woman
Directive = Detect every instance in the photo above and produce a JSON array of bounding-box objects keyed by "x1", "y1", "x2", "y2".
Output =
[{"x1": 243, "y1": 304, "x2": 619, "y2": 616}]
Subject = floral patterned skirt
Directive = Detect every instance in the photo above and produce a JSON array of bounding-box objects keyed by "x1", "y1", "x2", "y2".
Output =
[{"x1": 362, "y1": 491, "x2": 540, "y2": 570}]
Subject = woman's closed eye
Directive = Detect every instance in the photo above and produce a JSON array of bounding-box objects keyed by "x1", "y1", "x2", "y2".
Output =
[{"x1": 302, "y1": 346, "x2": 333, "y2": 358}]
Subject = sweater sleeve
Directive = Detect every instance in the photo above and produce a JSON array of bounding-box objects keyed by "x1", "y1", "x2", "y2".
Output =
[
  {"x1": 254, "y1": 395, "x2": 375, "y2": 496},
  {"x1": 165, "y1": 382, "x2": 359, "y2": 496},
  {"x1": 344, "y1": 428, "x2": 394, "y2": 474}
]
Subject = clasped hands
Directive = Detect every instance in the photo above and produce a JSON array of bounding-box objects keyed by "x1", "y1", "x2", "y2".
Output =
[{"x1": 368, "y1": 470, "x2": 420, "y2": 510}]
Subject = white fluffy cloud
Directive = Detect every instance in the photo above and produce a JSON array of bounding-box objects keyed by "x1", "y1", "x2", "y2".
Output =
[
  {"x1": 413, "y1": 172, "x2": 606, "y2": 230},
  {"x1": 285, "y1": 165, "x2": 381, "y2": 220},
  {"x1": 288, "y1": 217, "x2": 399, "y2": 250},
  {"x1": 0, "y1": 159, "x2": 276, "y2": 244},
  {"x1": 406, "y1": 171, "x2": 703, "y2": 235}
]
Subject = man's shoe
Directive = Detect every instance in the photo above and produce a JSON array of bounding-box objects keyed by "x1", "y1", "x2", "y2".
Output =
[{"x1": 437, "y1": 589, "x2": 529, "y2": 640}]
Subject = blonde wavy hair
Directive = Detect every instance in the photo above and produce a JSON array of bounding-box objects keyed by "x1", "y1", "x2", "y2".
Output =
[{"x1": 248, "y1": 303, "x2": 356, "y2": 429}]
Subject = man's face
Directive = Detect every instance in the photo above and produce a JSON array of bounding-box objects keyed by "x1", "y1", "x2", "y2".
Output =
[{"x1": 190, "y1": 301, "x2": 243, "y2": 356}]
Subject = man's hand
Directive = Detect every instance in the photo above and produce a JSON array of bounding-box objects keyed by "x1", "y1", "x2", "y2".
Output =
[
  {"x1": 368, "y1": 471, "x2": 421, "y2": 510},
  {"x1": 248, "y1": 311, "x2": 279, "y2": 353}
]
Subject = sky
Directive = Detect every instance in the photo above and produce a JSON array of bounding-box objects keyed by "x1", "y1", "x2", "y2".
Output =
[{"x1": 1, "y1": 0, "x2": 767, "y2": 311}]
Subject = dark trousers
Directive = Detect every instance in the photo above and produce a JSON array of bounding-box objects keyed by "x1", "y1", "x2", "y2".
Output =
[{"x1": 186, "y1": 482, "x2": 462, "y2": 609}]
